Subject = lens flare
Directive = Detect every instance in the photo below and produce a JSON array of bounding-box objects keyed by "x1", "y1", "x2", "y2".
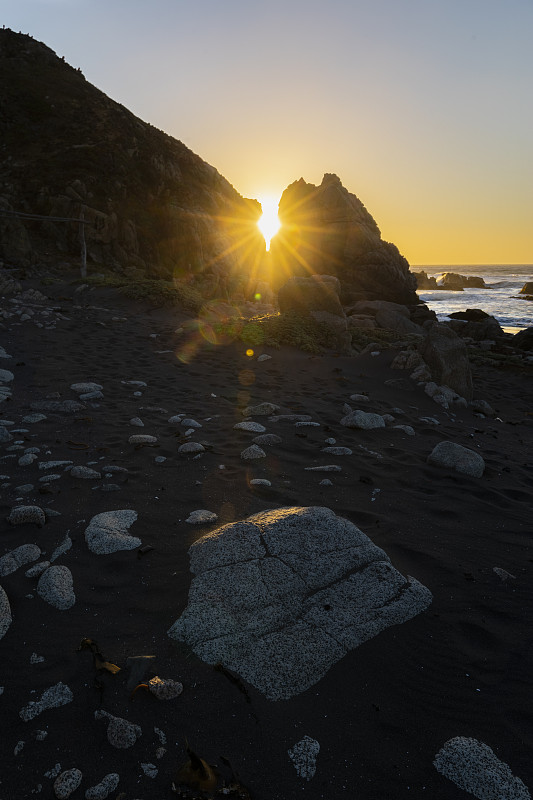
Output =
[{"x1": 257, "y1": 195, "x2": 281, "y2": 250}]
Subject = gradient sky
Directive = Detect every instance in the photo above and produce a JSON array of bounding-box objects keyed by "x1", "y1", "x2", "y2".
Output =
[{"x1": 3, "y1": 0, "x2": 532, "y2": 265}]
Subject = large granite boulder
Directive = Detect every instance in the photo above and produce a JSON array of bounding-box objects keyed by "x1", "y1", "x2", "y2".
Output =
[
  {"x1": 513, "y1": 327, "x2": 533, "y2": 351},
  {"x1": 269, "y1": 174, "x2": 418, "y2": 306},
  {"x1": 435, "y1": 272, "x2": 489, "y2": 290},
  {"x1": 447, "y1": 310, "x2": 505, "y2": 340},
  {"x1": 348, "y1": 300, "x2": 421, "y2": 334},
  {"x1": 419, "y1": 323, "x2": 473, "y2": 400},
  {"x1": 168, "y1": 506, "x2": 432, "y2": 700}
]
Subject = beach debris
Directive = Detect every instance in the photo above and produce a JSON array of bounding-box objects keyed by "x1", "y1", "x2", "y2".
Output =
[
  {"x1": 7, "y1": 505, "x2": 46, "y2": 526},
  {"x1": 77, "y1": 638, "x2": 121, "y2": 675},
  {"x1": 434, "y1": 737, "x2": 530, "y2": 799},
  {"x1": 131, "y1": 675, "x2": 183, "y2": 700},
  {"x1": 19, "y1": 682, "x2": 73, "y2": 721},
  {"x1": 94, "y1": 710, "x2": 142, "y2": 748},
  {"x1": 242, "y1": 402, "x2": 280, "y2": 417},
  {"x1": 178, "y1": 442, "x2": 205, "y2": 454},
  {"x1": 53, "y1": 768, "x2": 83, "y2": 799},
  {"x1": 0, "y1": 585, "x2": 12, "y2": 640},
  {"x1": 493, "y1": 567, "x2": 516, "y2": 582},
  {"x1": 168, "y1": 506, "x2": 432, "y2": 700},
  {"x1": 427, "y1": 441, "x2": 485, "y2": 477},
  {"x1": 288, "y1": 736, "x2": 320, "y2": 781},
  {"x1": 84, "y1": 510, "x2": 141, "y2": 554},
  {"x1": 173, "y1": 743, "x2": 219, "y2": 795},
  {"x1": 186, "y1": 510, "x2": 218, "y2": 525},
  {"x1": 340, "y1": 410, "x2": 385, "y2": 429},
  {"x1": 84, "y1": 773, "x2": 120, "y2": 800},
  {"x1": 233, "y1": 421, "x2": 266, "y2": 433},
  {"x1": 37, "y1": 565, "x2": 75, "y2": 610},
  {"x1": 240, "y1": 445, "x2": 266, "y2": 460},
  {"x1": 0, "y1": 543, "x2": 41, "y2": 577}
]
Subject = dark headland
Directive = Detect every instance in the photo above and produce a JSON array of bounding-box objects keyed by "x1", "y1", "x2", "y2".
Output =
[{"x1": 0, "y1": 29, "x2": 532, "y2": 800}]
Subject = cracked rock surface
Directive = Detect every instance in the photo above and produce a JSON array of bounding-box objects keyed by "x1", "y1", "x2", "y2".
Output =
[{"x1": 168, "y1": 506, "x2": 432, "y2": 700}]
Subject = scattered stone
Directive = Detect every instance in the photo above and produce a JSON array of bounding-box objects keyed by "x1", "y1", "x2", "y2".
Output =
[
  {"x1": 242, "y1": 402, "x2": 280, "y2": 417},
  {"x1": 128, "y1": 434, "x2": 157, "y2": 445},
  {"x1": 0, "y1": 543, "x2": 41, "y2": 576},
  {"x1": 234, "y1": 421, "x2": 267, "y2": 433},
  {"x1": 154, "y1": 456, "x2": 166, "y2": 463},
  {"x1": 22, "y1": 414, "x2": 47, "y2": 424},
  {"x1": 257, "y1": 354, "x2": 272, "y2": 362},
  {"x1": 7, "y1": 505, "x2": 46, "y2": 526},
  {"x1": 393, "y1": 425, "x2": 415, "y2": 436},
  {"x1": 94, "y1": 710, "x2": 142, "y2": 748},
  {"x1": 178, "y1": 442, "x2": 205, "y2": 454},
  {"x1": 434, "y1": 737, "x2": 530, "y2": 800},
  {"x1": 39, "y1": 474, "x2": 61, "y2": 483},
  {"x1": 427, "y1": 441, "x2": 485, "y2": 478},
  {"x1": 129, "y1": 417, "x2": 144, "y2": 427},
  {"x1": 250, "y1": 478, "x2": 272, "y2": 487},
  {"x1": 340, "y1": 410, "x2": 385, "y2": 429},
  {"x1": 185, "y1": 510, "x2": 218, "y2": 525},
  {"x1": 181, "y1": 418, "x2": 202, "y2": 428},
  {"x1": 288, "y1": 736, "x2": 320, "y2": 781},
  {"x1": 14, "y1": 740, "x2": 25, "y2": 756},
  {"x1": 70, "y1": 466, "x2": 101, "y2": 479},
  {"x1": 25, "y1": 561, "x2": 51, "y2": 578},
  {"x1": 37, "y1": 566, "x2": 75, "y2": 610},
  {"x1": 295, "y1": 421, "x2": 320, "y2": 427},
  {"x1": 322, "y1": 446, "x2": 352, "y2": 455},
  {"x1": 50, "y1": 535, "x2": 72, "y2": 563},
  {"x1": 240, "y1": 445, "x2": 266, "y2": 460},
  {"x1": 270, "y1": 414, "x2": 312, "y2": 423},
  {"x1": 141, "y1": 763, "x2": 158, "y2": 779},
  {"x1": 253, "y1": 433, "x2": 282, "y2": 446},
  {"x1": 70, "y1": 382, "x2": 102, "y2": 394},
  {"x1": 319, "y1": 479, "x2": 333, "y2": 486},
  {"x1": 85, "y1": 510, "x2": 141, "y2": 554},
  {"x1": 0, "y1": 427, "x2": 13, "y2": 443},
  {"x1": 168, "y1": 415, "x2": 184, "y2": 425},
  {"x1": 0, "y1": 585, "x2": 12, "y2": 640},
  {"x1": 145, "y1": 676, "x2": 183, "y2": 700},
  {"x1": 19, "y1": 682, "x2": 73, "y2": 721},
  {"x1": 18, "y1": 453, "x2": 38, "y2": 466},
  {"x1": 304, "y1": 465, "x2": 341, "y2": 472},
  {"x1": 122, "y1": 380, "x2": 147, "y2": 387},
  {"x1": 168, "y1": 506, "x2": 432, "y2": 700},
  {"x1": 45, "y1": 764, "x2": 62, "y2": 779},
  {"x1": 53, "y1": 768, "x2": 83, "y2": 799},
  {"x1": 80, "y1": 390, "x2": 104, "y2": 400},
  {"x1": 30, "y1": 400, "x2": 85, "y2": 414},
  {"x1": 0, "y1": 368, "x2": 14, "y2": 382},
  {"x1": 350, "y1": 394, "x2": 369, "y2": 402},
  {"x1": 30, "y1": 653, "x2": 45, "y2": 664},
  {"x1": 84, "y1": 773, "x2": 120, "y2": 800}
]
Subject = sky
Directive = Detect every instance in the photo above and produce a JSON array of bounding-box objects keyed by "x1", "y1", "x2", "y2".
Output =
[{"x1": 3, "y1": 0, "x2": 533, "y2": 265}]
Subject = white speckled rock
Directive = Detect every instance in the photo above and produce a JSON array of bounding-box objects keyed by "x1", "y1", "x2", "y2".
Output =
[
  {"x1": 0, "y1": 427, "x2": 13, "y2": 443},
  {"x1": 22, "y1": 413, "x2": 47, "y2": 423},
  {"x1": 19, "y1": 682, "x2": 73, "y2": 721},
  {"x1": 178, "y1": 442, "x2": 205, "y2": 454},
  {"x1": 129, "y1": 417, "x2": 144, "y2": 427},
  {"x1": 37, "y1": 566, "x2": 75, "y2": 610},
  {"x1": 70, "y1": 382, "x2": 102, "y2": 394},
  {"x1": 146, "y1": 676, "x2": 183, "y2": 700},
  {"x1": 288, "y1": 736, "x2": 320, "y2": 781},
  {"x1": 18, "y1": 453, "x2": 38, "y2": 466},
  {"x1": 242, "y1": 402, "x2": 280, "y2": 417},
  {"x1": 70, "y1": 466, "x2": 101, "y2": 479},
  {"x1": 141, "y1": 763, "x2": 158, "y2": 778},
  {"x1": 128, "y1": 434, "x2": 157, "y2": 445},
  {"x1": 434, "y1": 737, "x2": 531, "y2": 800},
  {"x1": 84, "y1": 773, "x2": 120, "y2": 800},
  {"x1": 25, "y1": 560, "x2": 50, "y2": 578},
  {"x1": 340, "y1": 410, "x2": 385, "y2": 429},
  {"x1": 54, "y1": 768, "x2": 83, "y2": 799},
  {"x1": 0, "y1": 544, "x2": 41, "y2": 577},
  {"x1": 393, "y1": 425, "x2": 415, "y2": 436},
  {"x1": 7, "y1": 505, "x2": 46, "y2": 526},
  {"x1": 84, "y1": 510, "x2": 140, "y2": 554},
  {"x1": 304, "y1": 465, "x2": 341, "y2": 472},
  {"x1": 250, "y1": 479, "x2": 272, "y2": 487},
  {"x1": 427, "y1": 441, "x2": 485, "y2": 477},
  {"x1": 94, "y1": 710, "x2": 142, "y2": 748},
  {"x1": 0, "y1": 368, "x2": 14, "y2": 383},
  {"x1": 257, "y1": 353, "x2": 272, "y2": 362},
  {"x1": 185, "y1": 510, "x2": 218, "y2": 525},
  {"x1": 0, "y1": 585, "x2": 12, "y2": 640},
  {"x1": 321, "y1": 446, "x2": 352, "y2": 456},
  {"x1": 234, "y1": 421, "x2": 267, "y2": 433},
  {"x1": 240, "y1": 445, "x2": 266, "y2": 460},
  {"x1": 181, "y1": 418, "x2": 202, "y2": 428}
]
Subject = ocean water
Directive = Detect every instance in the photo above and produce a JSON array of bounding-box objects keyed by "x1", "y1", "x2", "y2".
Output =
[{"x1": 415, "y1": 264, "x2": 533, "y2": 333}]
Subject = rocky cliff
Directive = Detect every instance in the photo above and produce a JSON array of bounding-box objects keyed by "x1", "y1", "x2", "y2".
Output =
[
  {"x1": 269, "y1": 173, "x2": 418, "y2": 306},
  {"x1": 0, "y1": 29, "x2": 265, "y2": 298}
]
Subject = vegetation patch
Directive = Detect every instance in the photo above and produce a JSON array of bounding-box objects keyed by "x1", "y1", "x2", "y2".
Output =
[{"x1": 81, "y1": 273, "x2": 203, "y2": 313}]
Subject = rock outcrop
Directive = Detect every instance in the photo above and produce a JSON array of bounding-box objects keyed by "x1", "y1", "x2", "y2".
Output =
[
  {"x1": 269, "y1": 174, "x2": 418, "y2": 306},
  {"x1": 0, "y1": 29, "x2": 265, "y2": 298},
  {"x1": 414, "y1": 271, "x2": 490, "y2": 291},
  {"x1": 419, "y1": 323, "x2": 473, "y2": 400}
]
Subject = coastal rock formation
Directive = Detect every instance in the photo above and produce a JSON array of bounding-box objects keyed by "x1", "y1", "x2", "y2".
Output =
[
  {"x1": 168, "y1": 506, "x2": 432, "y2": 700},
  {"x1": 447, "y1": 310, "x2": 505, "y2": 340},
  {"x1": 414, "y1": 271, "x2": 489, "y2": 291},
  {"x1": 269, "y1": 174, "x2": 418, "y2": 306},
  {"x1": 0, "y1": 29, "x2": 265, "y2": 297},
  {"x1": 277, "y1": 275, "x2": 352, "y2": 352},
  {"x1": 519, "y1": 282, "x2": 533, "y2": 294},
  {"x1": 419, "y1": 323, "x2": 473, "y2": 400}
]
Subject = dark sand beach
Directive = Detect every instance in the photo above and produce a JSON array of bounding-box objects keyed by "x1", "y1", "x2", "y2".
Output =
[{"x1": 1, "y1": 275, "x2": 532, "y2": 799}]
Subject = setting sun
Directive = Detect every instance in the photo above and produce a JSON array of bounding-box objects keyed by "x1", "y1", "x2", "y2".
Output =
[{"x1": 257, "y1": 195, "x2": 281, "y2": 250}]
